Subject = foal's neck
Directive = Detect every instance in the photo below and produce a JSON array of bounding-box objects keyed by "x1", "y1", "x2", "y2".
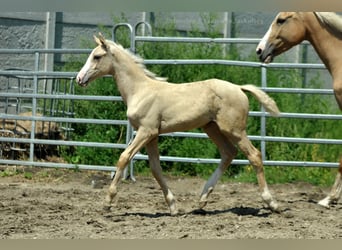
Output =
[{"x1": 111, "y1": 51, "x2": 150, "y2": 105}]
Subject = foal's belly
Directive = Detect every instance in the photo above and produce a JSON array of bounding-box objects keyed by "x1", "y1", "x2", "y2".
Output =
[{"x1": 158, "y1": 107, "x2": 213, "y2": 134}]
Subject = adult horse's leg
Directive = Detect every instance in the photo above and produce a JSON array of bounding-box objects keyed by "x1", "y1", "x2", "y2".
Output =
[
  {"x1": 237, "y1": 132, "x2": 279, "y2": 212},
  {"x1": 104, "y1": 127, "x2": 154, "y2": 210},
  {"x1": 199, "y1": 122, "x2": 238, "y2": 208},
  {"x1": 318, "y1": 81, "x2": 342, "y2": 207},
  {"x1": 145, "y1": 137, "x2": 177, "y2": 215},
  {"x1": 333, "y1": 80, "x2": 342, "y2": 110},
  {"x1": 318, "y1": 158, "x2": 342, "y2": 208}
]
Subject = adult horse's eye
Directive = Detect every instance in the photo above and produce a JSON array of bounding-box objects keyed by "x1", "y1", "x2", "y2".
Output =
[
  {"x1": 93, "y1": 55, "x2": 101, "y2": 60},
  {"x1": 276, "y1": 18, "x2": 287, "y2": 25}
]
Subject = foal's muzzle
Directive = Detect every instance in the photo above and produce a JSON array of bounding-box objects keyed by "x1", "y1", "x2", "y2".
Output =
[{"x1": 76, "y1": 72, "x2": 90, "y2": 87}]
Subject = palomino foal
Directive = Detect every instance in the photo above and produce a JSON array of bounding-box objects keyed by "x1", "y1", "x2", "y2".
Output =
[{"x1": 77, "y1": 34, "x2": 280, "y2": 215}]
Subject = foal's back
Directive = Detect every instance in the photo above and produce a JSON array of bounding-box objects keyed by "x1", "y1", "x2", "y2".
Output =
[{"x1": 144, "y1": 78, "x2": 250, "y2": 134}]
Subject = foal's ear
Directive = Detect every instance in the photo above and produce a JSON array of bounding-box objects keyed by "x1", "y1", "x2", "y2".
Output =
[{"x1": 94, "y1": 33, "x2": 108, "y2": 50}]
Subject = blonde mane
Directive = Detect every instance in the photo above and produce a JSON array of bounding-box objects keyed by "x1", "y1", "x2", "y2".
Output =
[
  {"x1": 314, "y1": 12, "x2": 342, "y2": 38},
  {"x1": 106, "y1": 39, "x2": 167, "y2": 82}
]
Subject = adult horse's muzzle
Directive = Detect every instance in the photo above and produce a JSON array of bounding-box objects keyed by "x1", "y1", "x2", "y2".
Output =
[{"x1": 256, "y1": 43, "x2": 275, "y2": 63}]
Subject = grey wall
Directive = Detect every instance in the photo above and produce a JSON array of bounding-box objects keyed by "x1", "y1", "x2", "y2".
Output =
[
  {"x1": 0, "y1": 12, "x2": 335, "y2": 86},
  {"x1": 0, "y1": 12, "x2": 327, "y2": 62}
]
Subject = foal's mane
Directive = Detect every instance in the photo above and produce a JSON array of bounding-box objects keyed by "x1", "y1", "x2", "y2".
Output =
[
  {"x1": 314, "y1": 12, "x2": 342, "y2": 39},
  {"x1": 106, "y1": 39, "x2": 167, "y2": 82}
]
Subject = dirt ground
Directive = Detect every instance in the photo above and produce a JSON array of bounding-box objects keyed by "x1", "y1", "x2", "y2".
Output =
[{"x1": 0, "y1": 167, "x2": 341, "y2": 239}]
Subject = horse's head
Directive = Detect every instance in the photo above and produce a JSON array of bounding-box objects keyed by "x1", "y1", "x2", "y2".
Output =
[
  {"x1": 77, "y1": 33, "x2": 114, "y2": 86},
  {"x1": 256, "y1": 12, "x2": 307, "y2": 63}
]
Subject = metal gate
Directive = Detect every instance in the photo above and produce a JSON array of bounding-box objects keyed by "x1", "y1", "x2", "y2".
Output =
[{"x1": 0, "y1": 22, "x2": 341, "y2": 180}]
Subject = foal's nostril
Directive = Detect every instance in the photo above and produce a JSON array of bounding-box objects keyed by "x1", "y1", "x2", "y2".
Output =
[
  {"x1": 76, "y1": 73, "x2": 83, "y2": 84},
  {"x1": 256, "y1": 48, "x2": 262, "y2": 55}
]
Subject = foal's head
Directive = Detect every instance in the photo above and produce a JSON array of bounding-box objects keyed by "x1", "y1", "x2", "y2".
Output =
[
  {"x1": 256, "y1": 12, "x2": 307, "y2": 63},
  {"x1": 77, "y1": 34, "x2": 114, "y2": 86}
]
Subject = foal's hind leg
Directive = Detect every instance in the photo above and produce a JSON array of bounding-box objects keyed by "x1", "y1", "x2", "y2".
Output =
[
  {"x1": 237, "y1": 132, "x2": 279, "y2": 212},
  {"x1": 145, "y1": 137, "x2": 177, "y2": 215},
  {"x1": 199, "y1": 122, "x2": 238, "y2": 208},
  {"x1": 318, "y1": 157, "x2": 342, "y2": 208}
]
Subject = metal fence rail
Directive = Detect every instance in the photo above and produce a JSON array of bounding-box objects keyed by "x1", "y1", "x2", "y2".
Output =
[
  {"x1": 0, "y1": 29, "x2": 341, "y2": 180},
  {"x1": 0, "y1": 65, "x2": 129, "y2": 171}
]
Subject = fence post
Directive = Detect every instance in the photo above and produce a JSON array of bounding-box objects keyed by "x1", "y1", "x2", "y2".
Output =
[
  {"x1": 260, "y1": 66, "x2": 267, "y2": 161},
  {"x1": 112, "y1": 23, "x2": 135, "y2": 52},
  {"x1": 111, "y1": 23, "x2": 137, "y2": 180},
  {"x1": 29, "y1": 52, "x2": 40, "y2": 162}
]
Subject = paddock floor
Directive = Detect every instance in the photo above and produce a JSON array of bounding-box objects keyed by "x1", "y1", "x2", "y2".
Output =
[{"x1": 0, "y1": 167, "x2": 341, "y2": 239}]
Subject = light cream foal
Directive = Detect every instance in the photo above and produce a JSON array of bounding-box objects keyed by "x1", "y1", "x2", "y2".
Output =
[{"x1": 77, "y1": 34, "x2": 280, "y2": 215}]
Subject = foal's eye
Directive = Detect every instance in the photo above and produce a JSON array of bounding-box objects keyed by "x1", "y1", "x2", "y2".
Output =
[{"x1": 93, "y1": 55, "x2": 101, "y2": 60}]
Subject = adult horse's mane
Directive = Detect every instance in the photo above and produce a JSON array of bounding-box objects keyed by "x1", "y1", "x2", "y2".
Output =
[
  {"x1": 105, "y1": 39, "x2": 167, "y2": 82},
  {"x1": 314, "y1": 12, "x2": 342, "y2": 39}
]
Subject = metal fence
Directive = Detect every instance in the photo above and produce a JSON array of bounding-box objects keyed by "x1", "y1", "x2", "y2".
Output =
[
  {"x1": 0, "y1": 23, "x2": 341, "y2": 180},
  {"x1": 0, "y1": 49, "x2": 125, "y2": 172}
]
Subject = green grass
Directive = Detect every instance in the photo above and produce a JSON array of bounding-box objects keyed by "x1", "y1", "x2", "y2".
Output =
[
  {"x1": 224, "y1": 165, "x2": 336, "y2": 187},
  {"x1": 130, "y1": 160, "x2": 337, "y2": 188}
]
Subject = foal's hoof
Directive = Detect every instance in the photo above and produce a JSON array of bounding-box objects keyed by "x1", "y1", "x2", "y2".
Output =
[
  {"x1": 199, "y1": 187, "x2": 213, "y2": 209},
  {"x1": 198, "y1": 199, "x2": 208, "y2": 209},
  {"x1": 199, "y1": 193, "x2": 211, "y2": 209},
  {"x1": 170, "y1": 209, "x2": 179, "y2": 216},
  {"x1": 103, "y1": 204, "x2": 112, "y2": 211},
  {"x1": 269, "y1": 201, "x2": 281, "y2": 213},
  {"x1": 169, "y1": 203, "x2": 179, "y2": 216},
  {"x1": 317, "y1": 197, "x2": 331, "y2": 208}
]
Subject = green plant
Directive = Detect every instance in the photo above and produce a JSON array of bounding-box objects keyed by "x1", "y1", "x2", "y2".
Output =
[
  {"x1": 0, "y1": 169, "x2": 18, "y2": 177},
  {"x1": 23, "y1": 172, "x2": 33, "y2": 179}
]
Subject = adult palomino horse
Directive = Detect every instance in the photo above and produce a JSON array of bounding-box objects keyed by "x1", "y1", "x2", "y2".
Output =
[
  {"x1": 256, "y1": 12, "x2": 342, "y2": 208},
  {"x1": 77, "y1": 34, "x2": 280, "y2": 215}
]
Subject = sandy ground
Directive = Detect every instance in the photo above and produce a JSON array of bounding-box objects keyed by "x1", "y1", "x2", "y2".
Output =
[{"x1": 0, "y1": 167, "x2": 341, "y2": 239}]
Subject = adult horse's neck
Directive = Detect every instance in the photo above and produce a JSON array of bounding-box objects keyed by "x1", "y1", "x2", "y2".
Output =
[
  {"x1": 303, "y1": 12, "x2": 342, "y2": 109},
  {"x1": 109, "y1": 44, "x2": 149, "y2": 105},
  {"x1": 304, "y1": 13, "x2": 342, "y2": 81}
]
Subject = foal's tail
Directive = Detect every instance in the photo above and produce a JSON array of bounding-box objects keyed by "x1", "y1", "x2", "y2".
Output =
[{"x1": 240, "y1": 84, "x2": 280, "y2": 117}]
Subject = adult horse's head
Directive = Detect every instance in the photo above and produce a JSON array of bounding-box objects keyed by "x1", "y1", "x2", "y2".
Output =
[
  {"x1": 76, "y1": 33, "x2": 113, "y2": 87},
  {"x1": 256, "y1": 12, "x2": 307, "y2": 63}
]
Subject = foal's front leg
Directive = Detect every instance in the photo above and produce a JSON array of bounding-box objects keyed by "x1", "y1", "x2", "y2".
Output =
[
  {"x1": 104, "y1": 128, "x2": 152, "y2": 210},
  {"x1": 146, "y1": 137, "x2": 177, "y2": 215}
]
